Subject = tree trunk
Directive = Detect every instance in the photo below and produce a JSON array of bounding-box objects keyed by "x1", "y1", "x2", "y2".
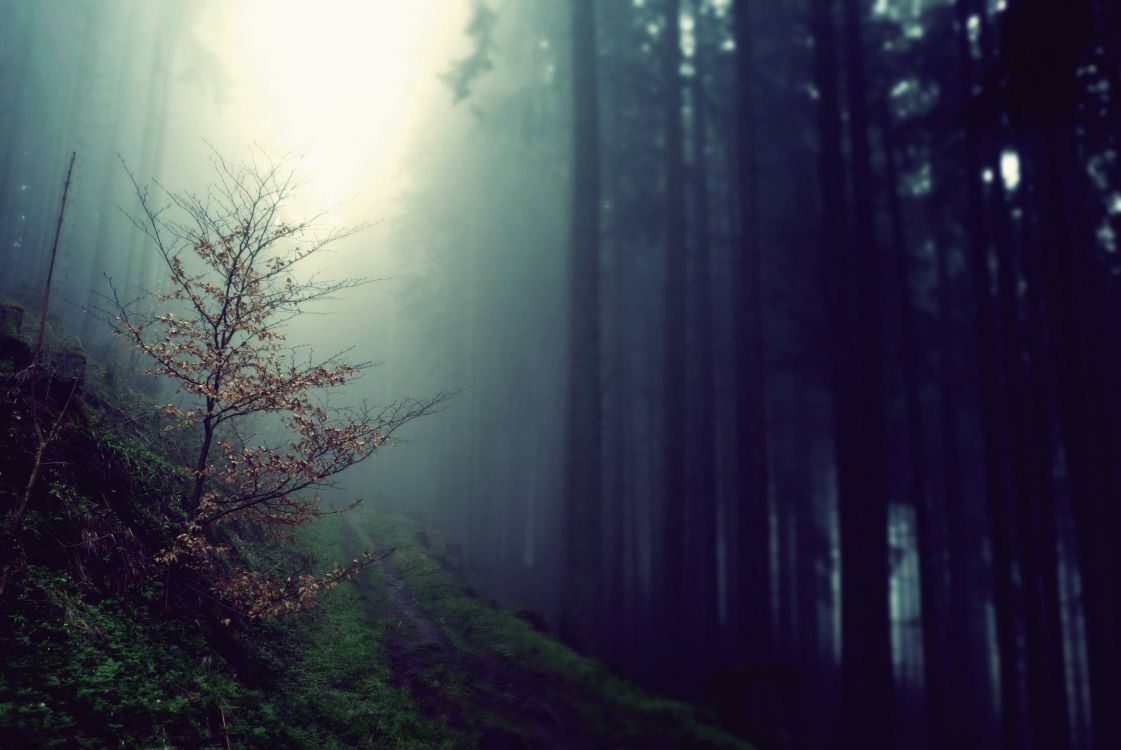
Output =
[
  {"x1": 559, "y1": 0, "x2": 603, "y2": 656},
  {"x1": 1019, "y1": 85, "x2": 1120, "y2": 750},
  {"x1": 989, "y1": 137, "x2": 1071, "y2": 750},
  {"x1": 953, "y1": 3, "x2": 1026, "y2": 746},
  {"x1": 929, "y1": 184, "x2": 987, "y2": 747},
  {"x1": 881, "y1": 102, "x2": 943, "y2": 749},
  {"x1": 731, "y1": 0, "x2": 771, "y2": 679},
  {"x1": 0, "y1": 2, "x2": 35, "y2": 272},
  {"x1": 82, "y1": 0, "x2": 138, "y2": 338},
  {"x1": 690, "y1": 0, "x2": 720, "y2": 682},
  {"x1": 836, "y1": 1, "x2": 892, "y2": 745},
  {"x1": 658, "y1": 0, "x2": 689, "y2": 685}
]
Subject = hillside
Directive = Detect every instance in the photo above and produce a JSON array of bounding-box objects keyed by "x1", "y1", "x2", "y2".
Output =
[{"x1": 0, "y1": 312, "x2": 748, "y2": 749}]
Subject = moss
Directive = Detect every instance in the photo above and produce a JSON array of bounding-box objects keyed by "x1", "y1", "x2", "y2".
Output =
[
  {"x1": 0, "y1": 369, "x2": 458, "y2": 748},
  {"x1": 1, "y1": 338, "x2": 747, "y2": 749},
  {"x1": 0, "y1": 566, "x2": 267, "y2": 749},
  {"x1": 0, "y1": 547, "x2": 465, "y2": 749},
  {"x1": 265, "y1": 518, "x2": 469, "y2": 749},
  {"x1": 357, "y1": 513, "x2": 750, "y2": 750},
  {"x1": 0, "y1": 299, "x2": 26, "y2": 339},
  {"x1": 262, "y1": 583, "x2": 466, "y2": 749}
]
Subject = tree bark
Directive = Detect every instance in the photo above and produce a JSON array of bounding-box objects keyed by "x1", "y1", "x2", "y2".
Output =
[
  {"x1": 953, "y1": 4, "x2": 1026, "y2": 746},
  {"x1": 836, "y1": 1, "x2": 892, "y2": 746},
  {"x1": 731, "y1": 0, "x2": 771, "y2": 677},
  {"x1": 659, "y1": 0, "x2": 689, "y2": 685},
  {"x1": 1016, "y1": 70, "x2": 1120, "y2": 750},
  {"x1": 690, "y1": 0, "x2": 720, "y2": 680},
  {"x1": 881, "y1": 102, "x2": 943, "y2": 749},
  {"x1": 559, "y1": 0, "x2": 603, "y2": 656}
]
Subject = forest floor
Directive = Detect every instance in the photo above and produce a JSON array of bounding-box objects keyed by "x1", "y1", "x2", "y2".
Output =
[
  {"x1": 0, "y1": 309, "x2": 749, "y2": 749},
  {"x1": 343, "y1": 521, "x2": 595, "y2": 749},
  {"x1": 337, "y1": 514, "x2": 751, "y2": 749}
]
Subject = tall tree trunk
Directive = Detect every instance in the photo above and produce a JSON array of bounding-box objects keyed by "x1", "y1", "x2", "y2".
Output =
[
  {"x1": 731, "y1": 0, "x2": 771, "y2": 679},
  {"x1": 809, "y1": 1, "x2": 864, "y2": 741},
  {"x1": 690, "y1": 0, "x2": 720, "y2": 680},
  {"x1": 0, "y1": 1, "x2": 35, "y2": 273},
  {"x1": 929, "y1": 187, "x2": 985, "y2": 747},
  {"x1": 836, "y1": 1, "x2": 892, "y2": 745},
  {"x1": 83, "y1": 0, "x2": 138, "y2": 339},
  {"x1": 953, "y1": 3, "x2": 1026, "y2": 747},
  {"x1": 989, "y1": 136, "x2": 1071, "y2": 750},
  {"x1": 791, "y1": 402, "x2": 825, "y2": 750},
  {"x1": 1016, "y1": 75, "x2": 1121, "y2": 750},
  {"x1": 560, "y1": 0, "x2": 603, "y2": 656},
  {"x1": 126, "y1": 9, "x2": 176, "y2": 305},
  {"x1": 600, "y1": 0, "x2": 632, "y2": 664},
  {"x1": 881, "y1": 102, "x2": 943, "y2": 749},
  {"x1": 658, "y1": 0, "x2": 689, "y2": 685}
]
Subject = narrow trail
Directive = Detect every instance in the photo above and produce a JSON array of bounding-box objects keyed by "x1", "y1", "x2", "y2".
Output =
[{"x1": 342, "y1": 520, "x2": 597, "y2": 750}]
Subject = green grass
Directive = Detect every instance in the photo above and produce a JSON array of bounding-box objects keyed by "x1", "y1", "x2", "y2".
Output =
[
  {"x1": 1, "y1": 480, "x2": 746, "y2": 749},
  {"x1": 266, "y1": 585, "x2": 465, "y2": 749},
  {"x1": 0, "y1": 548, "x2": 466, "y2": 748},
  {"x1": 357, "y1": 512, "x2": 749, "y2": 750},
  {"x1": 0, "y1": 566, "x2": 265, "y2": 749},
  {"x1": 1, "y1": 335, "x2": 747, "y2": 749},
  {"x1": 265, "y1": 518, "x2": 468, "y2": 749},
  {"x1": 0, "y1": 367, "x2": 458, "y2": 748}
]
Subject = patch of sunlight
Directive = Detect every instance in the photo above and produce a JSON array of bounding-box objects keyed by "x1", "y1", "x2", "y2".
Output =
[{"x1": 1001, "y1": 150, "x2": 1021, "y2": 191}]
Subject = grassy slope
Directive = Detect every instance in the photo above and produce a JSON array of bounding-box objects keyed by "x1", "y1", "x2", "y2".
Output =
[
  {"x1": 0, "y1": 357, "x2": 460, "y2": 748},
  {"x1": 346, "y1": 514, "x2": 749, "y2": 749},
  {"x1": 2, "y1": 512, "x2": 749, "y2": 748},
  {"x1": 0, "y1": 319, "x2": 749, "y2": 749}
]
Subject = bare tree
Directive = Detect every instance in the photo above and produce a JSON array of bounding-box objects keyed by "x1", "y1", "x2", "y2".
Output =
[{"x1": 109, "y1": 150, "x2": 443, "y2": 617}]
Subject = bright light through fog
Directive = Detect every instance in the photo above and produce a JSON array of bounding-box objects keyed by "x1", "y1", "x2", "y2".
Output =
[
  {"x1": 1000, "y1": 150, "x2": 1021, "y2": 191},
  {"x1": 209, "y1": 0, "x2": 467, "y2": 212}
]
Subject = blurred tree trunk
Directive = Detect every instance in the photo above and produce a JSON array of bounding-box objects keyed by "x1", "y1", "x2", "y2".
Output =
[
  {"x1": 809, "y1": 0, "x2": 861, "y2": 740},
  {"x1": 659, "y1": 0, "x2": 689, "y2": 683},
  {"x1": 990, "y1": 136, "x2": 1071, "y2": 750},
  {"x1": 22, "y1": 4, "x2": 96, "y2": 301},
  {"x1": 1004, "y1": 3, "x2": 1121, "y2": 744},
  {"x1": 0, "y1": 1, "x2": 34, "y2": 272},
  {"x1": 126, "y1": 15, "x2": 175, "y2": 305},
  {"x1": 791, "y1": 405, "x2": 825, "y2": 750},
  {"x1": 836, "y1": 0, "x2": 892, "y2": 745},
  {"x1": 1025, "y1": 125, "x2": 1111, "y2": 750},
  {"x1": 731, "y1": 0, "x2": 771, "y2": 680},
  {"x1": 559, "y1": 0, "x2": 603, "y2": 656},
  {"x1": 83, "y1": 0, "x2": 137, "y2": 338},
  {"x1": 881, "y1": 101, "x2": 943, "y2": 750},
  {"x1": 952, "y1": 3, "x2": 1025, "y2": 747},
  {"x1": 689, "y1": 0, "x2": 720, "y2": 680},
  {"x1": 600, "y1": 0, "x2": 632, "y2": 666},
  {"x1": 929, "y1": 185, "x2": 982, "y2": 747}
]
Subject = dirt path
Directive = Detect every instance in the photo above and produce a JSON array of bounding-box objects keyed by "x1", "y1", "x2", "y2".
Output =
[{"x1": 343, "y1": 520, "x2": 597, "y2": 749}]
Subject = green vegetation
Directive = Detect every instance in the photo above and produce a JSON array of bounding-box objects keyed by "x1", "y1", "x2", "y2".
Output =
[
  {"x1": 355, "y1": 514, "x2": 749, "y2": 749},
  {"x1": 0, "y1": 331, "x2": 746, "y2": 748},
  {"x1": 2, "y1": 565, "x2": 263, "y2": 748},
  {"x1": 0, "y1": 560, "x2": 461, "y2": 749}
]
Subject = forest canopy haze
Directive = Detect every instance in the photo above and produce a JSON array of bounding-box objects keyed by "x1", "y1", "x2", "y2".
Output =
[{"x1": 1, "y1": 1, "x2": 1119, "y2": 749}]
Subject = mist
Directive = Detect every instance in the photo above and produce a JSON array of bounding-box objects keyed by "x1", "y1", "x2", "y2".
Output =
[{"x1": 2, "y1": 1, "x2": 1120, "y2": 748}]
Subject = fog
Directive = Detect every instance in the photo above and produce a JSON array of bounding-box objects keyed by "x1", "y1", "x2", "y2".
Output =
[{"x1": 3, "y1": 1, "x2": 1120, "y2": 748}]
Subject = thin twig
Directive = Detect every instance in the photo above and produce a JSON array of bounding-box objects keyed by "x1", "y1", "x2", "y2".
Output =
[{"x1": 34, "y1": 151, "x2": 77, "y2": 362}]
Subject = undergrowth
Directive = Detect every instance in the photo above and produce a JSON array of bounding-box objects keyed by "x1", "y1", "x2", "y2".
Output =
[
  {"x1": 362, "y1": 514, "x2": 747, "y2": 749},
  {"x1": 0, "y1": 325, "x2": 454, "y2": 748},
  {"x1": 0, "y1": 315, "x2": 746, "y2": 749}
]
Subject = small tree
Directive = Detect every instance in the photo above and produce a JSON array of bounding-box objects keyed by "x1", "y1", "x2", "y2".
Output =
[{"x1": 111, "y1": 152, "x2": 440, "y2": 617}]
